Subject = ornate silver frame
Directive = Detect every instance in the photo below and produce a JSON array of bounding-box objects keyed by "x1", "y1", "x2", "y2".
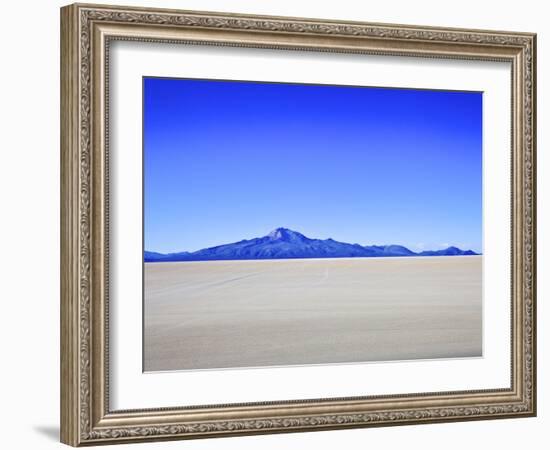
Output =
[{"x1": 60, "y1": 3, "x2": 536, "y2": 446}]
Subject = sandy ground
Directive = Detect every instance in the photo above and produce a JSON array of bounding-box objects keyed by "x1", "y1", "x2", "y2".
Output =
[{"x1": 144, "y1": 256, "x2": 482, "y2": 371}]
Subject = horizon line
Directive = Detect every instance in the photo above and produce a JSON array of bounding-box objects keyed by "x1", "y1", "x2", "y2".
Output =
[{"x1": 144, "y1": 254, "x2": 483, "y2": 264}]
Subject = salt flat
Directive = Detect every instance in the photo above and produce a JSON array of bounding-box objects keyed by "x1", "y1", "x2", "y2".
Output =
[{"x1": 144, "y1": 256, "x2": 482, "y2": 371}]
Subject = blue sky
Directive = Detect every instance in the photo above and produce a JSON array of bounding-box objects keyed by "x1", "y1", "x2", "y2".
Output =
[{"x1": 144, "y1": 77, "x2": 482, "y2": 253}]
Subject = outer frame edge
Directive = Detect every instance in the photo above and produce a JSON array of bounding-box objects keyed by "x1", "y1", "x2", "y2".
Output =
[
  {"x1": 61, "y1": 2, "x2": 537, "y2": 445},
  {"x1": 60, "y1": 3, "x2": 81, "y2": 447}
]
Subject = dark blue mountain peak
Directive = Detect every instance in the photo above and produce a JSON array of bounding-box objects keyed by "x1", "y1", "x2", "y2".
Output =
[
  {"x1": 145, "y1": 229, "x2": 479, "y2": 262},
  {"x1": 418, "y1": 246, "x2": 476, "y2": 257},
  {"x1": 267, "y1": 227, "x2": 308, "y2": 242}
]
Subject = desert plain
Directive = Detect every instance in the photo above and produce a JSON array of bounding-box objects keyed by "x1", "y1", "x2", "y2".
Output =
[{"x1": 144, "y1": 255, "x2": 482, "y2": 371}]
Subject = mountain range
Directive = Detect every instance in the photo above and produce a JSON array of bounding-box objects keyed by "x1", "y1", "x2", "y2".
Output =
[{"x1": 145, "y1": 228, "x2": 478, "y2": 262}]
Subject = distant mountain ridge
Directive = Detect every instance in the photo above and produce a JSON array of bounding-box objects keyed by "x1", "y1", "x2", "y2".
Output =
[{"x1": 145, "y1": 228, "x2": 478, "y2": 262}]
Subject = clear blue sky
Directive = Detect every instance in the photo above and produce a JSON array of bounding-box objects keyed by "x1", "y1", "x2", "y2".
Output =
[{"x1": 144, "y1": 77, "x2": 482, "y2": 253}]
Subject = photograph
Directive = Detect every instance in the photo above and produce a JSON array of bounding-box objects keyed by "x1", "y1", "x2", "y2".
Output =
[{"x1": 143, "y1": 77, "x2": 483, "y2": 372}]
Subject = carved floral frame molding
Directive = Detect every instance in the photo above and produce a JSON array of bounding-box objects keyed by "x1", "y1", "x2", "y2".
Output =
[{"x1": 61, "y1": 3, "x2": 536, "y2": 446}]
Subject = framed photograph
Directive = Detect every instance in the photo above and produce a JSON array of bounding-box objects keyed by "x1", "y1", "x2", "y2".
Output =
[{"x1": 60, "y1": 3, "x2": 537, "y2": 446}]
